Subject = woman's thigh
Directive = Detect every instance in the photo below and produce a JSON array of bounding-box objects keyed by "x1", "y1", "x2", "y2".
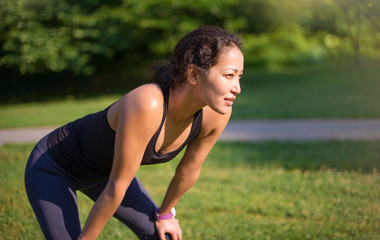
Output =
[{"x1": 25, "y1": 135, "x2": 82, "y2": 240}]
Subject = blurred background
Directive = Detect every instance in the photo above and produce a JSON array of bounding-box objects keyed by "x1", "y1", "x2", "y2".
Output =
[{"x1": 1, "y1": 0, "x2": 379, "y2": 105}]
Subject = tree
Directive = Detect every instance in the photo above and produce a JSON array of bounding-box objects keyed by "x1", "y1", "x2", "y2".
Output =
[
  {"x1": 322, "y1": 0, "x2": 380, "y2": 65},
  {"x1": 0, "y1": 0, "x2": 242, "y2": 77}
]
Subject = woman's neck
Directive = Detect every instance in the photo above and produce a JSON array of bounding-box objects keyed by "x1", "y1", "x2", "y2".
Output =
[{"x1": 167, "y1": 84, "x2": 205, "y2": 124}]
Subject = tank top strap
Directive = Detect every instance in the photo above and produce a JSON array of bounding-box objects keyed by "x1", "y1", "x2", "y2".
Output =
[
  {"x1": 140, "y1": 84, "x2": 203, "y2": 165},
  {"x1": 159, "y1": 84, "x2": 169, "y2": 104}
]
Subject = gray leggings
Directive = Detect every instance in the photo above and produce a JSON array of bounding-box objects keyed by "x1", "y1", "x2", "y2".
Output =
[{"x1": 25, "y1": 134, "x2": 168, "y2": 240}]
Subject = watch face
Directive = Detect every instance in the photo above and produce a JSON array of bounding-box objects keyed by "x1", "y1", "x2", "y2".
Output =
[{"x1": 171, "y1": 207, "x2": 176, "y2": 217}]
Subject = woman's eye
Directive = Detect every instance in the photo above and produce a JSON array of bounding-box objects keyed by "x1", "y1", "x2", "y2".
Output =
[{"x1": 226, "y1": 74, "x2": 234, "y2": 78}]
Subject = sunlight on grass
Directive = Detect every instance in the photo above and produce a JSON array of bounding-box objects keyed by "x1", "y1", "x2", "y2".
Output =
[
  {"x1": 1, "y1": 142, "x2": 379, "y2": 239},
  {"x1": 232, "y1": 59, "x2": 380, "y2": 119},
  {"x1": 0, "y1": 95, "x2": 120, "y2": 129}
]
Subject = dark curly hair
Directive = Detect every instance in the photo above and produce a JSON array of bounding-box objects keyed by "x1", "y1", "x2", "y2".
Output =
[{"x1": 151, "y1": 26, "x2": 242, "y2": 89}]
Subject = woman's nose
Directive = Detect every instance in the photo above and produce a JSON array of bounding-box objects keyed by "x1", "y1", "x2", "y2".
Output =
[{"x1": 232, "y1": 79, "x2": 241, "y2": 95}]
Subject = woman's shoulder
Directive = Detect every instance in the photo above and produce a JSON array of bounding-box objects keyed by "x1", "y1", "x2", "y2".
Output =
[
  {"x1": 122, "y1": 83, "x2": 164, "y2": 110},
  {"x1": 107, "y1": 84, "x2": 165, "y2": 129},
  {"x1": 127, "y1": 83, "x2": 163, "y2": 97}
]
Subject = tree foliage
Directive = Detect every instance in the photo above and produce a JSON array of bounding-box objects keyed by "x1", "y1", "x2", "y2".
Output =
[
  {"x1": 0, "y1": 0, "x2": 242, "y2": 76},
  {"x1": 332, "y1": 0, "x2": 380, "y2": 65},
  {"x1": 0, "y1": 0, "x2": 379, "y2": 77},
  {"x1": 238, "y1": 0, "x2": 380, "y2": 67}
]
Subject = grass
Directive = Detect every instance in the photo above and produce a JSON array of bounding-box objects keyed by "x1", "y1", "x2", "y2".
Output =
[
  {"x1": 0, "y1": 95, "x2": 120, "y2": 129},
  {"x1": 1, "y1": 59, "x2": 380, "y2": 129},
  {"x1": 233, "y1": 59, "x2": 380, "y2": 119},
  {"x1": 1, "y1": 141, "x2": 379, "y2": 239}
]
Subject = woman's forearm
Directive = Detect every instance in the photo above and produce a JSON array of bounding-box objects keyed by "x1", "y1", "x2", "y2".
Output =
[
  {"x1": 78, "y1": 182, "x2": 127, "y2": 239},
  {"x1": 159, "y1": 170, "x2": 201, "y2": 214}
]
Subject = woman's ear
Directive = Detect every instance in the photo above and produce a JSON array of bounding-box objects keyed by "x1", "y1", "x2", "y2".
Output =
[{"x1": 187, "y1": 64, "x2": 199, "y2": 85}]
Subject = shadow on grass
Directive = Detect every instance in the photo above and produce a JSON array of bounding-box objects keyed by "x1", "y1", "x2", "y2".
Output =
[
  {"x1": 209, "y1": 141, "x2": 380, "y2": 173},
  {"x1": 0, "y1": 68, "x2": 145, "y2": 104}
]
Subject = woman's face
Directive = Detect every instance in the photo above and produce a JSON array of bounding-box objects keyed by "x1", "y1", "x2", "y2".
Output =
[{"x1": 197, "y1": 45, "x2": 244, "y2": 115}]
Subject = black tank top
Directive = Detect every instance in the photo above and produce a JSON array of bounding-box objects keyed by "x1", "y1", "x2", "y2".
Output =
[{"x1": 48, "y1": 85, "x2": 203, "y2": 182}]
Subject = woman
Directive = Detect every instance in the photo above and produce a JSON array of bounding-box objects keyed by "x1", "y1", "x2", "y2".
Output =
[{"x1": 25, "y1": 26, "x2": 244, "y2": 240}]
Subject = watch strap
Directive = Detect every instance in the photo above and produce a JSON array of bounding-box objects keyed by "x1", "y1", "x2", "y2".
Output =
[{"x1": 155, "y1": 208, "x2": 175, "y2": 221}]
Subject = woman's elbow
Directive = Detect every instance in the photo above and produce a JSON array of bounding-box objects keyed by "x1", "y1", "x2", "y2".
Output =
[{"x1": 104, "y1": 179, "x2": 129, "y2": 200}]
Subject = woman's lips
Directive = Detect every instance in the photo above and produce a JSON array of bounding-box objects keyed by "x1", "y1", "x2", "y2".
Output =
[{"x1": 224, "y1": 96, "x2": 236, "y2": 105}]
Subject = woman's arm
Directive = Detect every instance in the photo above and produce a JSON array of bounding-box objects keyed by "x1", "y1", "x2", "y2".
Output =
[
  {"x1": 155, "y1": 106, "x2": 232, "y2": 239},
  {"x1": 78, "y1": 85, "x2": 164, "y2": 240}
]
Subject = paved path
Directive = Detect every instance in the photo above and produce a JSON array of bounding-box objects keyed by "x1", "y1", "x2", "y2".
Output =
[
  {"x1": 220, "y1": 119, "x2": 380, "y2": 141},
  {"x1": 1, "y1": 119, "x2": 380, "y2": 145},
  {"x1": 0, "y1": 126, "x2": 58, "y2": 145}
]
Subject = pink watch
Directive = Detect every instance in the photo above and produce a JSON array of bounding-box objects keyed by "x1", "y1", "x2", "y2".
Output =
[{"x1": 155, "y1": 207, "x2": 176, "y2": 221}]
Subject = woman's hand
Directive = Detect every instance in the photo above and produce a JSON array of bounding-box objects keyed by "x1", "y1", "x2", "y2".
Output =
[{"x1": 155, "y1": 218, "x2": 182, "y2": 240}]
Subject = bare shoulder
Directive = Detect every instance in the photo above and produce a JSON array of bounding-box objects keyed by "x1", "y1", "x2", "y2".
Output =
[
  {"x1": 108, "y1": 83, "x2": 164, "y2": 130},
  {"x1": 198, "y1": 106, "x2": 232, "y2": 139},
  {"x1": 125, "y1": 83, "x2": 163, "y2": 109}
]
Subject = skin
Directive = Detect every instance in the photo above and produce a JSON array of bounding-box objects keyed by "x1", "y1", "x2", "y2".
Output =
[{"x1": 78, "y1": 45, "x2": 244, "y2": 240}]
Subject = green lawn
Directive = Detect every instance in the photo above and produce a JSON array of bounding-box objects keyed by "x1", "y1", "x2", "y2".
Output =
[
  {"x1": 233, "y1": 59, "x2": 380, "y2": 119},
  {"x1": 1, "y1": 59, "x2": 380, "y2": 129},
  {"x1": 0, "y1": 95, "x2": 120, "y2": 129},
  {"x1": 1, "y1": 142, "x2": 379, "y2": 239}
]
